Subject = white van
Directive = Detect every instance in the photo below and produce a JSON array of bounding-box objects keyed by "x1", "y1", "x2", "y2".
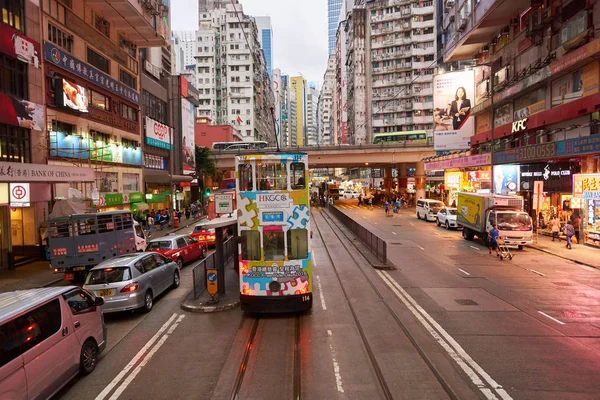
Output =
[
  {"x1": 416, "y1": 199, "x2": 445, "y2": 222},
  {"x1": 133, "y1": 220, "x2": 147, "y2": 251},
  {"x1": 0, "y1": 287, "x2": 106, "y2": 399}
]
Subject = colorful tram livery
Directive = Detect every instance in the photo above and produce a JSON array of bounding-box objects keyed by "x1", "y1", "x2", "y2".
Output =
[{"x1": 235, "y1": 153, "x2": 312, "y2": 313}]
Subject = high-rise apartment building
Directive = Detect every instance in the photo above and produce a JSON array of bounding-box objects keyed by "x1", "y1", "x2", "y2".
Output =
[
  {"x1": 254, "y1": 16, "x2": 273, "y2": 77},
  {"x1": 195, "y1": 2, "x2": 275, "y2": 144},
  {"x1": 346, "y1": 8, "x2": 370, "y2": 144},
  {"x1": 290, "y1": 76, "x2": 307, "y2": 146},
  {"x1": 320, "y1": 54, "x2": 337, "y2": 145},
  {"x1": 328, "y1": 0, "x2": 344, "y2": 54},
  {"x1": 365, "y1": 0, "x2": 436, "y2": 138},
  {"x1": 306, "y1": 84, "x2": 320, "y2": 146},
  {"x1": 171, "y1": 31, "x2": 198, "y2": 75}
]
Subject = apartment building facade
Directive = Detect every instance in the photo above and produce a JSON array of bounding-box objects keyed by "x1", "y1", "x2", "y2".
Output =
[
  {"x1": 441, "y1": 0, "x2": 600, "y2": 248},
  {"x1": 306, "y1": 84, "x2": 319, "y2": 146},
  {"x1": 319, "y1": 54, "x2": 336, "y2": 145},
  {"x1": 290, "y1": 76, "x2": 307, "y2": 146}
]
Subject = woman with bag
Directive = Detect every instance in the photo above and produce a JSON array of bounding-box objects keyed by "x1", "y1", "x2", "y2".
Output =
[
  {"x1": 551, "y1": 217, "x2": 560, "y2": 242},
  {"x1": 564, "y1": 221, "x2": 575, "y2": 250}
]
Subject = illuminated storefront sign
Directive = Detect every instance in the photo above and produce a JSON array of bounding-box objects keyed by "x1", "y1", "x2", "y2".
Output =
[
  {"x1": 511, "y1": 118, "x2": 527, "y2": 133},
  {"x1": 573, "y1": 174, "x2": 600, "y2": 199}
]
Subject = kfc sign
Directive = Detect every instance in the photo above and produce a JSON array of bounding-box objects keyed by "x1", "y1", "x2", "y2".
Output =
[
  {"x1": 145, "y1": 117, "x2": 172, "y2": 150},
  {"x1": 511, "y1": 118, "x2": 528, "y2": 133}
]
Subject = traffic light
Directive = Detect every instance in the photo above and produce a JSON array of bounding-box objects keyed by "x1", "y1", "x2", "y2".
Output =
[{"x1": 204, "y1": 187, "x2": 211, "y2": 198}]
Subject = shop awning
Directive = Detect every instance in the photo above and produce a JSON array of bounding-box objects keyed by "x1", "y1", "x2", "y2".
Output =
[{"x1": 131, "y1": 202, "x2": 149, "y2": 211}]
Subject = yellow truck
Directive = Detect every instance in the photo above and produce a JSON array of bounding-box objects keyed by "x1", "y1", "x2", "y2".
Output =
[{"x1": 457, "y1": 193, "x2": 533, "y2": 249}]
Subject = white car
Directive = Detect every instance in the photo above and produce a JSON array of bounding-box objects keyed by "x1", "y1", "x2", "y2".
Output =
[
  {"x1": 343, "y1": 191, "x2": 360, "y2": 199},
  {"x1": 436, "y1": 207, "x2": 458, "y2": 229}
]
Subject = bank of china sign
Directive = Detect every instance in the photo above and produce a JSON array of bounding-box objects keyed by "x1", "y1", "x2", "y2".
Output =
[{"x1": 145, "y1": 117, "x2": 172, "y2": 150}]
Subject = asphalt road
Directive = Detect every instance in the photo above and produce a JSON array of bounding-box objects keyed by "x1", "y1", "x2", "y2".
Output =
[{"x1": 54, "y1": 203, "x2": 600, "y2": 400}]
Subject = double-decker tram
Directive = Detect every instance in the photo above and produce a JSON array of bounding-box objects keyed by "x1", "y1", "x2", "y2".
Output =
[{"x1": 235, "y1": 152, "x2": 312, "y2": 313}]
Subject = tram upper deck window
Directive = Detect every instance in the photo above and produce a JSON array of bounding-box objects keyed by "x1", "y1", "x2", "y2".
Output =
[
  {"x1": 257, "y1": 161, "x2": 287, "y2": 190},
  {"x1": 241, "y1": 230, "x2": 261, "y2": 260},
  {"x1": 291, "y1": 162, "x2": 306, "y2": 190},
  {"x1": 287, "y1": 229, "x2": 308, "y2": 259},
  {"x1": 264, "y1": 230, "x2": 285, "y2": 261},
  {"x1": 239, "y1": 163, "x2": 253, "y2": 191}
]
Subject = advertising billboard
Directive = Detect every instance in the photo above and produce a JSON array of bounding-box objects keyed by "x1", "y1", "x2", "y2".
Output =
[
  {"x1": 433, "y1": 70, "x2": 475, "y2": 150},
  {"x1": 513, "y1": 88, "x2": 546, "y2": 121},
  {"x1": 181, "y1": 98, "x2": 195, "y2": 175},
  {"x1": 0, "y1": 93, "x2": 44, "y2": 131},
  {"x1": 145, "y1": 117, "x2": 172, "y2": 150},
  {"x1": 60, "y1": 79, "x2": 88, "y2": 113},
  {"x1": 551, "y1": 62, "x2": 599, "y2": 107},
  {"x1": 457, "y1": 192, "x2": 484, "y2": 228},
  {"x1": 493, "y1": 164, "x2": 520, "y2": 195},
  {"x1": 0, "y1": 23, "x2": 40, "y2": 68}
]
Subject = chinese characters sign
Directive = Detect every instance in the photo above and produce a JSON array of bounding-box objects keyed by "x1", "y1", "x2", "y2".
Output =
[
  {"x1": 0, "y1": 162, "x2": 94, "y2": 182},
  {"x1": 44, "y1": 42, "x2": 140, "y2": 104},
  {"x1": 573, "y1": 174, "x2": 600, "y2": 199},
  {"x1": 145, "y1": 117, "x2": 172, "y2": 150}
]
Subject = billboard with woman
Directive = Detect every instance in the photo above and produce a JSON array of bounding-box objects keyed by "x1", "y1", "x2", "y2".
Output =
[{"x1": 433, "y1": 70, "x2": 475, "y2": 150}]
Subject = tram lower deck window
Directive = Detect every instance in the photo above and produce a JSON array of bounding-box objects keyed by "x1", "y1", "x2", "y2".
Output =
[
  {"x1": 264, "y1": 230, "x2": 285, "y2": 261},
  {"x1": 241, "y1": 230, "x2": 261, "y2": 260},
  {"x1": 287, "y1": 229, "x2": 308, "y2": 259}
]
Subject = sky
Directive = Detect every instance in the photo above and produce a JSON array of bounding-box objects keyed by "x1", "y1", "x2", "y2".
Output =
[{"x1": 171, "y1": 0, "x2": 329, "y2": 85}]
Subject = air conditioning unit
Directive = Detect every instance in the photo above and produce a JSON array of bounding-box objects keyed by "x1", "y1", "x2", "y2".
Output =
[{"x1": 458, "y1": 17, "x2": 468, "y2": 31}]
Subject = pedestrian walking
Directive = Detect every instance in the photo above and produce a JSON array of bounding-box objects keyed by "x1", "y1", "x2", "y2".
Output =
[
  {"x1": 564, "y1": 220, "x2": 575, "y2": 249},
  {"x1": 358, "y1": 194, "x2": 363, "y2": 206},
  {"x1": 147, "y1": 213, "x2": 154, "y2": 235},
  {"x1": 384, "y1": 199, "x2": 390, "y2": 216},
  {"x1": 185, "y1": 208, "x2": 191, "y2": 220},
  {"x1": 488, "y1": 224, "x2": 500, "y2": 257},
  {"x1": 551, "y1": 216, "x2": 561, "y2": 242},
  {"x1": 368, "y1": 197, "x2": 373, "y2": 210}
]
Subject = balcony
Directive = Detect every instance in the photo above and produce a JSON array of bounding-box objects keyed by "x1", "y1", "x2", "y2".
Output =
[
  {"x1": 411, "y1": 19, "x2": 435, "y2": 29},
  {"x1": 412, "y1": 47, "x2": 432, "y2": 56},
  {"x1": 412, "y1": 5, "x2": 435, "y2": 16},
  {"x1": 412, "y1": 115, "x2": 431, "y2": 124},
  {"x1": 413, "y1": 74, "x2": 433, "y2": 83},
  {"x1": 371, "y1": 12, "x2": 401, "y2": 23},
  {"x1": 412, "y1": 61, "x2": 432, "y2": 69},
  {"x1": 412, "y1": 101, "x2": 433, "y2": 110},
  {"x1": 443, "y1": 0, "x2": 531, "y2": 62},
  {"x1": 86, "y1": 0, "x2": 169, "y2": 46},
  {"x1": 412, "y1": 33, "x2": 435, "y2": 42},
  {"x1": 371, "y1": 38, "x2": 395, "y2": 49}
]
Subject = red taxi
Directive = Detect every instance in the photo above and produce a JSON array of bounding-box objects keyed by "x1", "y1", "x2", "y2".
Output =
[
  {"x1": 145, "y1": 234, "x2": 207, "y2": 268},
  {"x1": 191, "y1": 223, "x2": 228, "y2": 246}
]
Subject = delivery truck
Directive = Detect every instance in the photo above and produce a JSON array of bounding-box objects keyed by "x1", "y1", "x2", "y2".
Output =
[
  {"x1": 326, "y1": 182, "x2": 340, "y2": 200},
  {"x1": 457, "y1": 193, "x2": 533, "y2": 249}
]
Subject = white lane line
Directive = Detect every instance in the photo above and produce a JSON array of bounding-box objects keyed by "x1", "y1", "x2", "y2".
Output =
[
  {"x1": 95, "y1": 313, "x2": 178, "y2": 400},
  {"x1": 417, "y1": 245, "x2": 425, "y2": 251},
  {"x1": 458, "y1": 269, "x2": 471, "y2": 276},
  {"x1": 529, "y1": 269, "x2": 546, "y2": 277},
  {"x1": 316, "y1": 275, "x2": 327, "y2": 310},
  {"x1": 378, "y1": 270, "x2": 513, "y2": 400},
  {"x1": 109, "y1": 314, "x2": 186, "y2": 400},
  {"x1": 470, "y1": 245, "x2": 482, "y2": 251},
  {"x1": 410, "y1": 222, "x2": 415, "y2": 226},
  {"x1": 538, "y1": 311, "x2": 565, "y2": 325},
  {"x1": 392, "y1": 231, "x2": 397, "y2": 235},
  {"x1": 326, "y1": 329, "x2": 344, "y2": 393}
]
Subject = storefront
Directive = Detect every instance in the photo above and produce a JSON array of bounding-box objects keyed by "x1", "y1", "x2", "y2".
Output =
[
  {"x1": 573, "y1": 174, "x2": 600, "y2": 248},
  {"x1": 0, "y1": 162, "x2": 95, "y2": 269}
]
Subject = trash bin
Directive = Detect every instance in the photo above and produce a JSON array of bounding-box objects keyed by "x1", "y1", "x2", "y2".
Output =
[{"x1": 173, "y1": 215, "x2": 179, "y2": 228}]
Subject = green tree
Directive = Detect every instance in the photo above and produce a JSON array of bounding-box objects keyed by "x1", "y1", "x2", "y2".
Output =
[{"x1": 195, "y1": 146, "x2": 216, "y2": 212}]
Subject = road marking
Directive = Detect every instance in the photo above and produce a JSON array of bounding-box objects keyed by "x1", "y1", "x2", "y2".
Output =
[
  {"x1": 458, "y1": 269, "x2": 471, "y2": 276},
  {"x1": 392, "y1": 231, "x2": 397, "y2": 235},
  {"x1": 579, "y1": 265, "x2": 598, "y2": 273},
  {"x1": 108, "y1": 314, "x2": 185, "y2": 400},
  {"x1": 377, "y1": 270, "x2": 512, "y2": 400},
  {"x1": 470, "y1": 245, "x2": 482, "y2": 251},
  {"x1": 316, "y1": 275, "x2": 327, "y2": 310},
  {"x1": 529, "y1": 269, "x2": 546, "y2": 277},
  {"x1": 417, "y1": 245, "x2": 425, "y2": 251},
  {"x1": 96, "y1": 313, "x2": 179, "y2": 400},
  {"x1": 409, "y1": 222, "x2": 414, "y2": 226},
  {"x1": 325, "y1": 329, "x2": 344, "y2": 393},
  {"x1": 538, "y1": 311, "x2": 565, "y2": 325}
]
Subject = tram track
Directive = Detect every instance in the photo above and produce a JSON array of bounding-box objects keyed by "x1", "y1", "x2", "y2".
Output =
[
  {"x1": 312, "y1": 208, "x2": 460, "y2": 400},
  {"x1": 230, "y1": 315, "x2": 303, "y2": 400}
]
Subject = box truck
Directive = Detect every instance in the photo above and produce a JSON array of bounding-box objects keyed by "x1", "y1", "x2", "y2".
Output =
[{"x1": 457, "y1": 193, "x2": 533, "y2": 249}]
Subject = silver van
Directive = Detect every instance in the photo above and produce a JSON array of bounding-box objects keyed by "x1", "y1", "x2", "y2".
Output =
[
  {"x1": 0, "y1": 287, "x2": 106, "y2": 400},
  {"x1": 416, "y1": 199, "x2": 445, "y2": 222}
]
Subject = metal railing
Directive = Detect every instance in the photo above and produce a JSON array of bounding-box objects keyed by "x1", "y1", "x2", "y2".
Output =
[
  {"x1": 327, "y1": 205, "x2": 387, "y2": 264},
  {"x1": 192, "y1": 237, "x2": 236, "y2": 299}
]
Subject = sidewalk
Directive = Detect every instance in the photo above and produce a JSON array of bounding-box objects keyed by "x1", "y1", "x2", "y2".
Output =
[
  {"x1": 0, "y1": 215, "x2": 202, "y2": 294},
  {"x1": 529, "y1": 232, "x2": 600, "y2": 269}
]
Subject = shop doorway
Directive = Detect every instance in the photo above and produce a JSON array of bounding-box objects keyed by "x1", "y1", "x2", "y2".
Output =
[{"x1": 10, "y1": 207, "x2": 38, "y2": 257}]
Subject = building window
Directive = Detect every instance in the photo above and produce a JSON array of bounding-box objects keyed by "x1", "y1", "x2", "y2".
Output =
[
  {"x1": 144, "y1": 153, "x2": 166, "y2": 170},
  {"x1": 94, "y1": 13, "x2": 110, "y2": 38},
  {"x1": 87, "y1": 47, "x2": 110, "y2": 73},
  {"x1": 1, "y1": 0, "x2": 24, "y2": 31},
  {"x1": 121, "y1": 103, "x2": 138, "y2": 122},
  {"x1": 48, "y1": 23, "x2": 73, "y2": 53},
  {"x1": 119, "y1": 69, "x2": 137, "y2": 90},
  {"x1": 118, "y1": 35, "x2": 136, "y2": 58},
  {"x1": 0, "y1": 54, "x2": 28, "y2": 99},
  {"x1": 142, "y1": 90, "x2": 168, "y2": 124},
  {"x1": 88, "y1": 90, "x2": 110, "y2": 111},
  {"x1": 0, "y1": 124, "x2": 31, "y2": 163}
]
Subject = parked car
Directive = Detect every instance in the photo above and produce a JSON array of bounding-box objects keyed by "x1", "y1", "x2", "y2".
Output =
[
  {"x1": 416, "y1": 199, "x2": 445, "y2": 222},
  {"x1": 0, "y1": 287, "x2": 106, "y2": 399},
  {"x1": 145, "y1": 234, "x2": 207, "y2": 268},
  {"x1": 191, "y1": 223, "x2": 229, "y2": 246},
  {"x1": 343, "y1": 190, "x2": 360, "y2": 199},
  {"x1": 83, "y1": 253, "x2": 179, "y2": 314},
  {"x1": 436, "y1": 207, "x2": 459, "y2": 229}
]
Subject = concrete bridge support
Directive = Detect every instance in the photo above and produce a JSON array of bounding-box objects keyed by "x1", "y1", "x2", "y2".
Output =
[{"x1": 415, "y1": 162, "x2": 426, "y2": 201}]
